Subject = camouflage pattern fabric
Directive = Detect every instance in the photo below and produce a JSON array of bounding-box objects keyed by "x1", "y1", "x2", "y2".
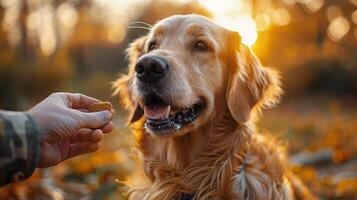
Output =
[{"x1": 0, "y1": 111, "x2": 40, "y2": 187}]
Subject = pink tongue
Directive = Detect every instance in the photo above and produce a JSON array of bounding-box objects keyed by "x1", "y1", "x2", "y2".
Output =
[{"x1": 144, "y1": 105, "x2": 170, "y2": 119}]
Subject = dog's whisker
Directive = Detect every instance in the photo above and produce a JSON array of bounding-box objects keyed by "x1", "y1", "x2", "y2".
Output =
[
  {"x1": 131, "y1": 21, "x2": 153, "y2": 28},
  {"x1": 127, "y1": 26, "x2": 152, "y2": 31}
]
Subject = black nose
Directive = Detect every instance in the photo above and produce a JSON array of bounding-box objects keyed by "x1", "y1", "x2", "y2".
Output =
[{"x1": 135, "y1": 56, "x2": 169, "y2": 83}]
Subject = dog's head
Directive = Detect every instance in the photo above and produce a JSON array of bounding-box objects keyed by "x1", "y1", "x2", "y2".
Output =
[{"x1": 113, "y1": 14, "x2": 282, "y2": 137}]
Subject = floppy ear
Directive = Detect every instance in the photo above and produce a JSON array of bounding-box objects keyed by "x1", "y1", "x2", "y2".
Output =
[
  {"x1": 112, "y1": 36, "x2": 147, "y2": 124},
  {"x1": 226, "y1": 39, "x2": 282, "y2": 123}
]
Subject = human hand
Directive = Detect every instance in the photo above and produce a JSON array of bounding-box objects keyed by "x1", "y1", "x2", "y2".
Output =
[{"x1": 28, "y1": 92, "x2": 114, "y2": 168}]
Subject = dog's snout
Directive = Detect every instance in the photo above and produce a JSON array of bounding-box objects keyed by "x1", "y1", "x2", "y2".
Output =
[{"x1": 135, "y1": 56, "x2": 169, "y2": 83}]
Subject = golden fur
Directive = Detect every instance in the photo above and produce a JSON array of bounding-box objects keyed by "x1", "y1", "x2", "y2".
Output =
[{"x1": 113, "y1": 14, "x2": 316, "y2": 200}]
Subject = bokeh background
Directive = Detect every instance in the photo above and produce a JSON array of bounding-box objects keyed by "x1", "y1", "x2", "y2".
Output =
[{"x1": 0, "y1": 0, "x2": 356, "y2": 199}]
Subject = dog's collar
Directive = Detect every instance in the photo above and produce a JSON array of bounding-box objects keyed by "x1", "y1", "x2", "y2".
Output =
[{"x1": 177, "y1": 159, "x2": 248, "y2": 200}]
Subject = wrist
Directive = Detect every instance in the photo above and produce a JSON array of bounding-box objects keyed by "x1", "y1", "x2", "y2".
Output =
[
  {"x1": 23, "y1": 112, "x2": 41, "y2": 170},
  {"x1": 26, "y1": 110, "x2": 46, "y2": 136}
]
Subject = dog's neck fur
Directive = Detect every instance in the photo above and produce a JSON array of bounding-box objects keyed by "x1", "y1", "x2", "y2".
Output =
[
  {"x1": 134, "y1": 102, "x2": 252, "y2": 197},
  {"x1": 155, "y1": 126, "x2": 210, "y2": 170},
  {"x1": 130, "y1": 104, "x2": 292, "y2": 200}
]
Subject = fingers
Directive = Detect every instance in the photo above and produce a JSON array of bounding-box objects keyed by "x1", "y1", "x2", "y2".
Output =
[
  {"x1": 68, "y1": 142, "x2": 100, "y2": 159},
  {"x1": 78, "y1": 110, "x2": 113, "y2": 129},
  {"x1": 71, "y1": 128, "x2": 104, "y2": 143},
  {"x1": 68, "y1": 129, "x2": 103, "y2": 158},
  {"x1": 50, "y1": 92, "x2": 114, "y2": 130},
  {"x1": 101, "y1": 122, "x2": 114, "y2": 133},
  {"x1": 90, "y1": 129, "x2": 104, "y2": 142},
  {"x1": 66, "y1": 93, "x2": 101, "y2": 109}
]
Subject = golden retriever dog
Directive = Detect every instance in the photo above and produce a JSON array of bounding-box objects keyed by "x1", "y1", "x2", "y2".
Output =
[{"x1": 113, "y1": 14, "x2": 316, "y2": 200}]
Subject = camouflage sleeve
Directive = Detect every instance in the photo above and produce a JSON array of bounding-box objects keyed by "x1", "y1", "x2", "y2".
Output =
[{"x1": 0, "y1": 111, "x2": 40, "y2": 187}]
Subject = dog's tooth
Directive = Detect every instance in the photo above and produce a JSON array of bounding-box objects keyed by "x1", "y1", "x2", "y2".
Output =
[
  {"x1": 174, "y1": 123, "x2": 182, "y2": 130},
  {"x1": 164, "y1": 105, "x2": 171, "y2": 118}
]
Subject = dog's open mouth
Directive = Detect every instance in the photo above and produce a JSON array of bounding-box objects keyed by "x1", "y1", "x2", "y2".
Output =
[{"x1": 142, "y1": 95, "x2": 204, "y2": 135}]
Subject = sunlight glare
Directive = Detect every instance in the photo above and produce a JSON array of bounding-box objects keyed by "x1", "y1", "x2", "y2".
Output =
[{"x1": 197, "y1": 0, "x2": 258, "y2": 46}]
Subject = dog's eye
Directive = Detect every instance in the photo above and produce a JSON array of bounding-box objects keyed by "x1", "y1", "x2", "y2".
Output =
[
  {"x1": 148, "y1": 41, "x2": 157, "y2": 51},
  {"x1": 194, "y1": 41, "x2": 208, "y2": 51}
]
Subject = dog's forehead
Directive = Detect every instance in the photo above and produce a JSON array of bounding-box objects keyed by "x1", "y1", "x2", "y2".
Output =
[{"x1": 151, "y1": 14, "x2": 224, "y2": 36}]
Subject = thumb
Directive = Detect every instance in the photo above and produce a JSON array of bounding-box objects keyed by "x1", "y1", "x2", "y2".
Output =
[{"x1": 78, "y1": 110, "x2": 112, "y2": 129}]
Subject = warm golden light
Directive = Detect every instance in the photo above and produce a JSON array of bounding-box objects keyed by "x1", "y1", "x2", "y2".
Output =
[
  {"x1": 1, "y1": 0, "x2": 22, "y2": 48},
  {"x1": 1, "y1": 0, "x2": 350, "y2": 56},
  {"x1": 107, "y1": 25, "x2": 126, "y2": 44},
  {"x1": 90, "y1": 0, "x2": 150, "y2": 44},
  {"x1": 352, "y1": 10, "x2": 357, "y2": 24},
  {"x1": 281, "y1": 0, "x2": 296, "y2": 5},
  {"x1": 216, "y1": 15, "x2": 258, "y2": 46},
  {"x1": 38, "y1": 5, "x2": 57, "y2": 56},
  {"x1": 255, "y1": 13, "x2": 271, "y2": 31},
  {"x1": 272, "y1": 8, "x2": 291, "y2": 26},
  {"x1": 305, "y1": 0, "x2": 324, "y2": 12},
  {"x1": 327, "y1": 16, "x2": 350, "y2": 42},
  {"x1": 197, "y1": 0, "x2": 258, "y2": 46},
  {"x1": 56, "y1": 2, "x2": 78, "y2": 44},
  {"x1": 326, "y1": 5, "x2": 342, "y2": 22}
]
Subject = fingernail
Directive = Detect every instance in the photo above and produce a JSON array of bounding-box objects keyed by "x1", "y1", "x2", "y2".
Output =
[{"x1": 101, "y1": 111, "x2": 112, "y2": 121}]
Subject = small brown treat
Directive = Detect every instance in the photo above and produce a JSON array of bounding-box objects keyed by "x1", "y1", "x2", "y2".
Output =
[{"x1": 88, "y1": 102, "x2": 115, "y2": 115}]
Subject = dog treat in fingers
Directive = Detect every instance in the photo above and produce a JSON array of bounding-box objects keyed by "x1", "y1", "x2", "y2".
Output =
[{"x1": 88, "y1": 101, "x2": 115, "y2": 115}]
